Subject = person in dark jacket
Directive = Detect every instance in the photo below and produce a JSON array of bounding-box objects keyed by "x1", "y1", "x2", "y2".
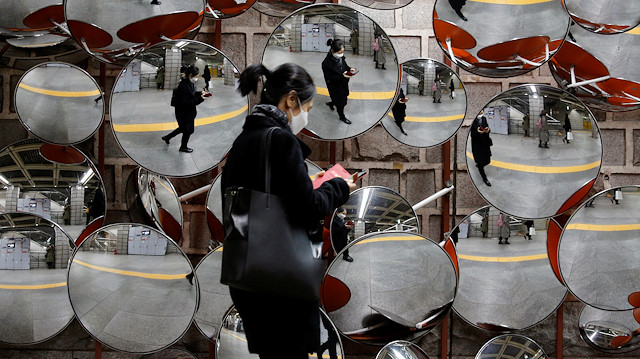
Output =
[
  {"x1": 221, "y1": 62, "x2": 354, "y2": 359},
  {"x1": 331, "y1": 207, "x2": 353, "y2": 262},
  {"x1": 562, "y1": 113, "x2": 572, "y2": 143},
  {"x1": 322, "y1": 39, "x2": 356, "y2": 125},
  {"x1": 391, "y1": 88, "x2": 408, "y2": 135},
  {"x1": 449, "y1": 0, "x2": 467, "y2": 21},
  {"x1": 162, "y1": 65, "x2": 209, "y2": 153},
  {"x1": 471, "y1": 116, "x2": 492, "y2": 187},
  {"x1": 203, "y1": 65, "x2": 211, "y2": 91},
  {"x1": 87, "y1": 187, "x2": 105, "y2": 225}
]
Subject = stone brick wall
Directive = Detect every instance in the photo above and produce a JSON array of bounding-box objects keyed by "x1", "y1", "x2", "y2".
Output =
[{"x1": 1, "y1": 0, "x2": 640, "y2": 356}]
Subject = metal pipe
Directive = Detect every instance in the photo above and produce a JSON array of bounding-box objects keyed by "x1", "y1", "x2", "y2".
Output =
[
  {"x1": 179, "y1": 184, "x2": 212, "y2": 202},
  {"x1": 412, "y1": 185, "x2": 455, "y2": 211},
  {"x1": 567, "y1": 75, "x2": 610, "y2": 89}
]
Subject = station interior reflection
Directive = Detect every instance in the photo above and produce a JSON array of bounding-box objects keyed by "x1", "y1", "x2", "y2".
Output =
[{"x1": 262, "y1": 5, "x2": 399, "y2": 140}]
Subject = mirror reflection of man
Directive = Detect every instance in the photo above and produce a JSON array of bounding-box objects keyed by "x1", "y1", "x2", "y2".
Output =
[{"x1": 331, "y1": 207, "x2": 353, "y2": 262}]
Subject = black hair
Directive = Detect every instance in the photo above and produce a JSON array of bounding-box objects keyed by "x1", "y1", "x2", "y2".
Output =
[
  {"x1": 185, "y1": 65, "x2": 199, "y2": 77},
  {"x1": 327, "y1": 38, "x2": 344, "y2": 53},
  {"x1": 337, "y1": 207, "x2": 345, "y2": 213},
  {"x1": 238, "y1": 63, "x2": 315, "y2": 105}
]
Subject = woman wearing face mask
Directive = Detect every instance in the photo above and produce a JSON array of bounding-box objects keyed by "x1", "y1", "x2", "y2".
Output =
[
  {"x1": 221, "y1": 63, "x2": 355, "y2": 359},
  {"x1": 322, "y1": 38, "x2": 356, "y2": 124},
  {"x1": 162, "y1": 65, "x2": 209, "y2": 153}
]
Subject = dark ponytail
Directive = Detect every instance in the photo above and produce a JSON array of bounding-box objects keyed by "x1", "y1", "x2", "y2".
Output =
[
  {"x1": 238, "y1": 63, "x2": 315, "y2": 106},
  {"x1": 185, "y1": 65, "x2": 199, "y2": 77},
  {"x1": 327, "y1": 38, "x2": 344, "y2": 53}
]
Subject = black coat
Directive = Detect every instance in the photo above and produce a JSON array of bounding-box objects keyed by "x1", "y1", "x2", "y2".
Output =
[
  {"x1": 563, "y1": 115, "x2": 572, "y2": 131},
  {"x1": 470, "y1": 116, "x2": 492, "y2": 166},
  {"x1": 322, "y1": 52, "x2": 350, "y2": 108},
  {"x1": 392, "y1": 89, "x2": 407, "y2": 125},
  {"x1": 221, "y1": 104, "x2": 350, "y2": 354},
  {"x1": 331, "y1": 215, "x2": 349, "y2": 253},
  {"x1": 173, "y1": 78, "x2": 203, "y2": 133}
]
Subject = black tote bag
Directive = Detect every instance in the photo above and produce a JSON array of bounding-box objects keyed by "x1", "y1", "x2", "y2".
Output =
[{"x1": 220, "y1": 127, "x2": 324, "y2": 300}]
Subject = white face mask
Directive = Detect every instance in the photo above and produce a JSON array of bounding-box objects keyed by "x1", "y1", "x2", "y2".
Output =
[
  {"x1": 337, "y1": 213, "x2": 346, "y2": 219},
  {"x1": 190, "y1": 76, "x2": 198, "y2": 84},
  {"x1": 333, "y1": 52, "x2": 344, "y2": 59},
  {"x1": 289, "y1": 97, "x2": 309, "y2": 135}
]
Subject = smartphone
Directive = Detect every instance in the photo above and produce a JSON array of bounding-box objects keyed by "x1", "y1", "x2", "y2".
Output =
[
  {"x1": 203, "y1": 92, "x2": 213, "y2": 97},
  {"x1": 347, "y1": 68, "x2": 359, "y2": 76},
  {"x1": 352, "y1": 170, "x2": 368, "y2": 182}
]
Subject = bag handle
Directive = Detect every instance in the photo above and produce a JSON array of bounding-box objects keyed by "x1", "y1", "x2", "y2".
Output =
[{"x1": 260, "y1": 127, "x2": 279, "y2": 197}]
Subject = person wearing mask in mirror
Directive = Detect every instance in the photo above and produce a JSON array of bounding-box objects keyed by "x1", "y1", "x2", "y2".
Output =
[
  {"x1": 322, "y1": 39, "x2": 356, "y2": 125},
  {"x1": 562, "y1": 113, "x2": 572, "y2": 144},
  {"x1": 471, "y1": 116, "x2": 492, "y2": 187},
  {"x1": 222, "y1": 63, "x2": 355, "y2": 359},
  {"x1": 203, "y1": 65, "x2": 211, "y2": 91},
  {"x1": 162, "y1": 66, "x2": 210, "y2": 153},
  {"x1": 392, "y1": 88, "x2": 408, "y2": 135},
  {"x1": 522, "y1": 113, "x2": 530, "y2": 138},
  {"x1": 497, "y1": 212, "x2": 510, "y2": 244},
  {"x1": 373, "y1": 32, "x2": 386, "y2": 70},
  {"x1": 332, "y1": 207, "x2": 354, "y2": 262},
  {"x1": 350, "y1": 29, "x2": 359, "y2": 55},
  {"x1": 538, "y1": 110, "x2": 550, "y2": 148},
  {"x1": 419, "y1": 77, "x2": 425, "y2": 96},
  {"x1": 449, "y1": 0, "x2": 467, "y2": 21}
]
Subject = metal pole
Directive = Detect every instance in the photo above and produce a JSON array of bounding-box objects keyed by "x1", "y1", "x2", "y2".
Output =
[
  {"x1": 179, "y1": 184, "x2": 213, "y2": 202},
  {"x1": 412, "y1": 186, "x2": 455, "y2": 212}
]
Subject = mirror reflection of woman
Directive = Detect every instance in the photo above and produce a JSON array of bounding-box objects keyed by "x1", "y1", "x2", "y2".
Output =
[
  {"x1": 471, "y1": 116, "x2": 492, "y2": 187},
  {"x1": 392, "y1": 88, "x2": 408, "y2": 135},
  {"x1": 538, "y1": 110, "x2": 550, "y2": 148},
  {"x1": 222, "y1": 63, "x2": 355, "y2": 359},
  {"x1": 162, "y1": 66, "x2": 210, "y2": 153},
  {"x1": 322, "y1": 39, "x2": 355, "y2": 125}
]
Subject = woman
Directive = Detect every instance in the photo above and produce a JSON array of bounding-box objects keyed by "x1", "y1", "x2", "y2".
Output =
[
  {"x1": 449, "y1": 79, "x2": 455, "y2": 99},
  {"x1": 322, "y1": 39, "x2": 355, "y2": 125},
  {"x1": 203, "y1": 65, "x2": 211, "y2": 91},
  {"x1": 162, "y1": 65, "x2": 209, "y2": 153},
  {"x1": 522, "y1": 113, "x2": 530, "y2": 137},
  {"x1": 433, "y1": 78, "x2": 443, "y2": 103},
  {"x1": 155, "y1": 66, "x2": 164, "y2": 89},
  {"x1": 470, "y1": 116, "x2": 492, "y2": 187},
  {"x1": 538, "y1": 110, "x2": 550, "y2": 148},
  {"x1": 562, "y1": 113, "x2": 572, "y2": 144},
  {"x1": 391, "y1": 88, "x2": 408, "y2": 135},
  {"x1": 481, "y1": 212, "x2": 488, "y2": 238},
  {"x1": 373, "y1": 32, "x2": 386, "y2": 70},
  {"x1": 222, "y1": 63, "x2": 354, "y2": 359},
  {"x1": 497, "y1": 212, "x2": 511, "y2": 244},
  {"x1": 350, "y1": 29, "x2": 358, "y2": 55}
]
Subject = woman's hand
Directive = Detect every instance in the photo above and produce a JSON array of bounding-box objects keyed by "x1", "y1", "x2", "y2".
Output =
[
  {"x1": 344, "y1": 178, "x2": 357, "y2": 192},
  {"x1": 343, "y1": 71, "x2": 352, "y2": 78}
]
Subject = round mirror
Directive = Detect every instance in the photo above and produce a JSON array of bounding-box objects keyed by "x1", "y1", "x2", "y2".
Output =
[
  {"x1": 452, "y1": 206, "x2": 566, "y2": 331},
  {"x1": 15, "y1": 62, "x2": 104, "y2": 145},
  {"x1": 466, "y1": 85, "x2": 602, "y2": 219},
  {"x1": 382, "y1": 59, "x2": 466, "y2": 147},
  {"x1": 323, "y1": 231, "x2": 457, "y2": 345},
  {"x1": 549, "y1": 22, "x2": 640, "y2": 112},
  {"x1": 433, "y1": 0, "x2": 570, "y2": 77},
  {"x1": 0, "y1": 139, "x2": 107, "y2": 243},
  {"x1": 137, "y1": 168, "x2": 183, "y2": 241},
  {"x1": 193, "y1": 245, "x2": 233, "y2": 340},
  {"x1": 330, "y1": 186, "x2": 419, "y2": 261},
  {"x1": 64, "y1": 0, "x2": 205, "y2": 65},
  {"x1": 205, "y1": 0, "x2": 257, "y2": 19},
  {"x1": 579, "y1": 304, "x2": 640, "y2": 353},
  {"x1": 205, "y1": 159, "x2": 324, "y2": 240},
  {"x1": 68, "y1": 223, "x2": 197, "y2": 353},
  {"x1": 563, "y1": 0, "x2": 640, "y2": 34},
  {"x1": 0, "y1": 212, "x2": 75, "y2": 345},
  {"x1": 216, "y1": 306, "x2": 343, "y2": 358},
  {"x1": 110, "y1": 40, "x2": 247, "y2": 177},
  {"x1": 262, "y1": 4, "x2": 400, "y2": 140},
  {"x1": 476, "y1": 334, "x2": 547, "y2": 359},
  {"x1": 376, "y1": 340, "x2": 430, "y2": 359},
  {"x1": 252, "y1": 0, "x2": 316, "y2": 18},
  {"x1": 559, "y1": 185, "x2": 640, "y2": 311}
]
